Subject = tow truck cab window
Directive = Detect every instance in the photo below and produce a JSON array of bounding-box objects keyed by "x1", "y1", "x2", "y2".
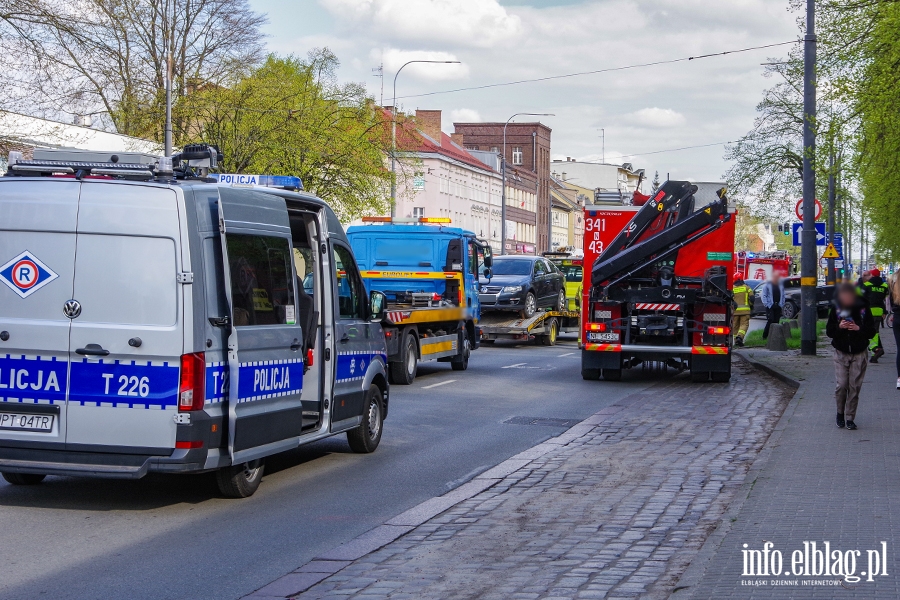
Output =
[
  {"x1": 334, "y1": 244, "x2": 365, "y2": 319},
  {"x1": 468, "y1": 242, "x2": 477, "y2": 275},
  {"x1": 225, "y1": 234, "x2": 296, "y2": 326}
]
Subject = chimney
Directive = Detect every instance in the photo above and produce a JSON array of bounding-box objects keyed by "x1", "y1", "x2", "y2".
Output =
[
  {"x1": 415, "y1": 110, "x2": 442, "y2": 143},
  {"x1": 566, "y1": 156, "x2": 571, "y2": 162},
  {"x1": 450, "y1": 132, "x2": 465, "y2": 147}
]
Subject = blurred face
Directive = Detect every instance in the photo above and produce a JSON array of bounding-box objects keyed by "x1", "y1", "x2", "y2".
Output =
[
  {"x1": 771, "y1": 273, "x2": 781, "y2": 284},
  {"x1": 837, "y1": 288, "x2": 857, "y2": 308}
]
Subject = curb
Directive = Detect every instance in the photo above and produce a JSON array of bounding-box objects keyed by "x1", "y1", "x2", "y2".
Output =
[
  {"x1": 242, "y1": 393, "x2": 646, "y2": 599},
  {"x1": 670, "y1": 351, "x2": 805, "y2": 599}
]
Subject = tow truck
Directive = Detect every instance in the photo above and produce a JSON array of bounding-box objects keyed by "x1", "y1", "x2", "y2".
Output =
[
  {"x1": 581, "y1": 181, "x2": 736, "y2": 382},
  {"x1": 479, "y1": 309, "x2": 580, "y2": 346},
  {"x1": 347, "y1": 218, "x2": 491, "y2": 384}
]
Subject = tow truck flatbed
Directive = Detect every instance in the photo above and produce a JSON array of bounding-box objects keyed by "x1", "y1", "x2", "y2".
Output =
[{"x1": 480, "y1": 310, "x2": 580, "y2": 345}]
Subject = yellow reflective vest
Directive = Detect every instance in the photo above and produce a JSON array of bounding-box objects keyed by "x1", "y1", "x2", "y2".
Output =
[{"x1": 733, "y1": 284, "x2": 753, "y2": 315}]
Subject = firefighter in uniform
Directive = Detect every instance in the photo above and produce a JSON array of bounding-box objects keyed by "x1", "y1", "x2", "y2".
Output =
[
  {"x1": 732, "y1": 273, "x2": 754, "y2": 347},
  {"x1": 863, "y1": 268, "x2": 889, "y2": 362}
]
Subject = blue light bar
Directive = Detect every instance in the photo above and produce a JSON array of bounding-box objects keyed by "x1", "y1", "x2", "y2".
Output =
[
  {"x1": 259, "y1": 175, "x2": 303, "y2": 190},
  {"x1": 215, "y1": 173, "x2": 303, "y2": 190}
]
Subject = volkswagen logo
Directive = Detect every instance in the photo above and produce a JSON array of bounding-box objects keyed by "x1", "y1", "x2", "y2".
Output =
[
  {"x1": 481, "y1": 286, "x2": 488, "y2": 293},
  {"x1": 63, "y1": 299, "x2": 82, "y2": 319}
]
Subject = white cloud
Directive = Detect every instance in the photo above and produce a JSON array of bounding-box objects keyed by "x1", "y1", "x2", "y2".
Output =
[
  {"x1": 627, "y1": 108, "x2": 687, "y2": 129},
  {"x1": 320, "y1": 0, "x2": 521, "y2": 48},
  {"x1": 446, "y1": 108, "x2": 481, "y2": 131},
  {"x1": 266, "y1": 0, "x2": 801, "y2": 185}
]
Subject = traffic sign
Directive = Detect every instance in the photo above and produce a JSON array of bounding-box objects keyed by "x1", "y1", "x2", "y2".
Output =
[
  {"x1": 822, "y1": 243, "x2": 840, "y2": 259},
  {"x1": 795, "y1": 198, "x2": 822, "y2": 221},
  {"x1": 827, "y1": 232, "x2": 844, "y2": 259},
  {"x1": 792, "y1": 222, "x2": 826, "y2": 247}
]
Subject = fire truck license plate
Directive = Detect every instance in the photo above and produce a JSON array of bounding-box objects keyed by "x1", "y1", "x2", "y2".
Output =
[
  {"x1": 0, "y1": 412, "x2": 54, "y2": 432},
  {"x1": 587, "y1": 332, "x2": 619, "y2": 342}
]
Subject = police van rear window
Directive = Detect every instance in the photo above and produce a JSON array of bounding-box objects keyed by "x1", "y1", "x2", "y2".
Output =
[{"x1": 226, "y1": 234, "x2": 296, "y2": 326}]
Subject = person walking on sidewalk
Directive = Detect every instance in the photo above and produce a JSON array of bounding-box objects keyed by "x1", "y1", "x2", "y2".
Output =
[
  {"x1": 827, "y1": 283, "x2": 877, "y2": 430},
  {"x1": 760, "y1": 272, "x2": 785, "y2": 339},
  {"x1": 863, "y1": 268, "x2": 889, "y2": 363},
  {"x1": 731, "y1": 273, "x2": 754, "y2": 347},
  {"x1": 890, "y1": 273, "x2": 900, "y2": 389}
]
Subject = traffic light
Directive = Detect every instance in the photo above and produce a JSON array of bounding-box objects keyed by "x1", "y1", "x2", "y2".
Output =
[{"x1": 783, "y1": 222, "x2": 791, "y2": 236}]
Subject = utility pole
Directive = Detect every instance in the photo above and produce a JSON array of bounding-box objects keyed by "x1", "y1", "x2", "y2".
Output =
[
  {"x1": 799, "y1": 0, "x2": 817, "y2": 356},
  {"x1": 826, "y1": 151, "x2": 836, "y2": 285}
]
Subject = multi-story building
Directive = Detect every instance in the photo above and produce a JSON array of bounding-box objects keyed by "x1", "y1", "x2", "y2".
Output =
[
  {"x1": 550, "y1": 158, "x2": 645, "y2": 203},
  {"x1": 388, "y1": 109, "x2": 504, "y2": 252},
  {"x1": 550, "y1": 176, "x2": 585, "y2": 252},
  {"x1": 453, "y1": 121, "x2": 552, "y2": 254}
]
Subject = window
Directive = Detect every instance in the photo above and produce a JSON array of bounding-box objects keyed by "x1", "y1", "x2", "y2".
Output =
[
  {"x1": 490, "y1": 146, "x2": 499, "y2": 153},
  {"x1": 413, "y1": 207, "x2": 425, "y2": 219},
  {"x1": 534, "y1": 260, "x2": 547, "y2": 276},
  {"x1": 512, "y1": 147, "x2": 523, "y2": 165},
  {"x1": 226, "y1": 234, "x2": 296, "y2": 326},
  {"x1": 333, "y1": 244, "x2": 365, "y2": 319}
]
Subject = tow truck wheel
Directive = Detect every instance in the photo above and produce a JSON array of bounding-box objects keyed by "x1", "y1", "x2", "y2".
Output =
[
  {"x1": 582, "y1": 368, "x2": 601, "y2": 380},
  {"x1": 541, "y1": 319, "x2": 559, "y2": 346},
  {"x1": 602, "y1": 368, "x2": 622, "y2": 381},
  {"x1": 216, "y1": 460, "x2": 264, "y2": 498},
  {"x1": 556, "y1": 289, "x2": 566, "y2": 312},
  {"x1": 2, "y1": 472, "x2": 46, "y2": 485},
  {"x1": 390, "y1": 334, "x2": 417, "y2": 385},
  {"x1": 520, "y1": 292, "x2": 537, "y2": 319},
  {"x1": 451, "y1": 332, "x2": 470, "y2": 371},
  {"x1": 347, "y1": 385, "x2": 384, "y2": 453}
]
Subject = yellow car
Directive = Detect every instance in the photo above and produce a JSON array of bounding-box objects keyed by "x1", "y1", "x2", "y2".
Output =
[{"x1": 544, "y1": 253, "x2": 583, "y2": 312}]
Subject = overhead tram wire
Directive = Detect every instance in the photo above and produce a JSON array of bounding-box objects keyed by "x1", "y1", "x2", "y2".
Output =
[{"x1": 395, "y1": 40, "x2": 800, "y2": 100}]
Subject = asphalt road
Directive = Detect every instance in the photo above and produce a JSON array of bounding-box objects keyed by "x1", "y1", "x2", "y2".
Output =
[{"x1": 0, "y1": 335, "x2": 662, "y2": 600}]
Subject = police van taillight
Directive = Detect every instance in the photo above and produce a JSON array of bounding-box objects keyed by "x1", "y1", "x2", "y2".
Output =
[{"x1": 179, "y1": 352, "x2": 206, "y2": 411}]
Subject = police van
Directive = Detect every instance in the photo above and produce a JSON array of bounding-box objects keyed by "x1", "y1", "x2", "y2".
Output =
[{"x1": 0, "y1": 146, "x2": 390, "y2": 497}]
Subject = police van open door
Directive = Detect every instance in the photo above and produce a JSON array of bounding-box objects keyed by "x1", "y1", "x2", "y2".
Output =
[{"x1": 217, "y1": 188, "x2": 305, "y2": 464}]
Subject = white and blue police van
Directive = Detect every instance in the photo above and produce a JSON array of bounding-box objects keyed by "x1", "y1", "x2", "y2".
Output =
[{"x1": 0, "y1": 145, "x2": 389, "y2": 497}]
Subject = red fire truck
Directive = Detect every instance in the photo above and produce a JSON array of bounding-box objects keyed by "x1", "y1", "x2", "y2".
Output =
[{"x1": 581, "y1": 181, "x2": 737, "y2": 383}]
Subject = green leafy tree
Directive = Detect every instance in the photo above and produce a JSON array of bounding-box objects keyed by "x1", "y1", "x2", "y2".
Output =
[{"x1": 189, "y1": 50, "x2": 391, "y2": 221}]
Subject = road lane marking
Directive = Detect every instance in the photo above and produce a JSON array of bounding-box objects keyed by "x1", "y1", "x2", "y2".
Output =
[
  {"x1": 502, "y1": 363, "x2": 527, "y2": 369},
  {"x1": 422, "y1": 379, "x2": 457, "y2": 389},
  {"x1": 558, "y1": 352, "x2": 574, "y2": 357}
]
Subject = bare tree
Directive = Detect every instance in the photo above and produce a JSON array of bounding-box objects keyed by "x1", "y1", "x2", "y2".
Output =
[{"x1": 3, "y1": 0, "x2": 265, "y2": 139}]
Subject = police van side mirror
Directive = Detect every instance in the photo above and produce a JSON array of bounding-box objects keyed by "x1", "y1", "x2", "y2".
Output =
[{"x1": 370, "y1": 291, "x2": 387, "y2": 321}]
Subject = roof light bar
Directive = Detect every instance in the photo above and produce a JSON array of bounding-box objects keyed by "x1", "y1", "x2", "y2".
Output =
[{"x1": 359, "y1": 216, "x2": 452, "y2": 225}]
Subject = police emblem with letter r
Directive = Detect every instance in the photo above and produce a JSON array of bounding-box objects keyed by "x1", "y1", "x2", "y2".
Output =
[{"x1": 0, "y1": 251, "x2": 59, "y2": 298}]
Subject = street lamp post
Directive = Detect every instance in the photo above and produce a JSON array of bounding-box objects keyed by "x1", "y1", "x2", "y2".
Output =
[
  {"x1": 390, "y1": 60, "x2": 460, "y2": 218},
  {"x1": 501, "y1": 113, "x2": 553, "y2": 255}
]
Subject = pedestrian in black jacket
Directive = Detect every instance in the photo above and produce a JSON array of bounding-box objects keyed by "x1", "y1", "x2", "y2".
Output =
[{"x1": 826, "y1": 283, "x2": 877, "y2": 430}]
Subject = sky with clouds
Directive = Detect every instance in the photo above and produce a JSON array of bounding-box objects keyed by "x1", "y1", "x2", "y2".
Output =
[{"x1": 249, "y1": 0, "x2": 801, "y2": 186}]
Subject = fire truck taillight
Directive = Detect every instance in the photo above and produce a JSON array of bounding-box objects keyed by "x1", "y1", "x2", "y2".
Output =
[
  {"x1": 707, "y1": 326, "x2": 730, "y2": 335},
  {"x1": 586, "y1": 323, "x2": 608, "y2": 332}
]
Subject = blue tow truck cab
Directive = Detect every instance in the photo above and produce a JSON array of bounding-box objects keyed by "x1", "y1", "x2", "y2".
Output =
[{"x1": 347, "y1": 223, "x2": 493, "y2": 385}]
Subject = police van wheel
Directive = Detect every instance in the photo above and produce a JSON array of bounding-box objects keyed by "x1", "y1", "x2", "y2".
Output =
[
  {"x1": 348, "y1": 385, "x2": 383, "y2": 453},
  {"x1": 390, "y1": 334, "x2": 417, "y2": 385},
  {"x1": 216, "y1": 460, "x2": 264, "y2": 498},
  {"x1": 2, "y1": 472, "x2": 46, "y2": 485}
]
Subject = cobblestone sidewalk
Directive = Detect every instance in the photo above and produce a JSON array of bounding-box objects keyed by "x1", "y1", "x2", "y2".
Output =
[
  {"x1": 679, "y1": 330, "x2": 900, "y2": 599},
  {"x1": 263, "y1": 361, "x2": 792, "y2": 599}
]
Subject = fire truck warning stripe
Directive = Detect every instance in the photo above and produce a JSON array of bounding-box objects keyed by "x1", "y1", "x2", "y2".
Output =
[
  {"x1": 691, "y1": 346, "x2": 729, "y2": 355},
  {"x1": 634, "y1": 303, "x2": 681, "y2": 311},
  {"x1": 584, "y1": 343, "x2": 622, "y2": 352}
]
